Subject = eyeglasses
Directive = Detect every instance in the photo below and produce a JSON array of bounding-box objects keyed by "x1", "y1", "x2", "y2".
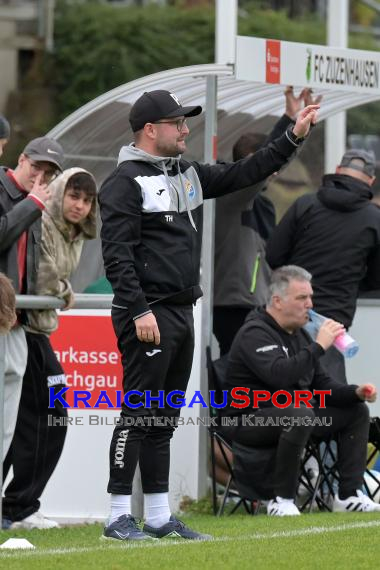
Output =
[
  {"x1": 154, "y1": 118, "x2": 188, "y2": 132},
  {"x1": 26, "y1": 157, "x2": 59, "y2": 183}
]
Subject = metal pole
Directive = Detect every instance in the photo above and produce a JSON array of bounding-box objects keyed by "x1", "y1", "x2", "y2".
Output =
[
  {"x1": 198, "y1": 74, "x2": 218, "y2": 499},
  {"x1": 215, "y1": 0, "x2": 237, "y2": 65},
  {"x1": 195, "y1": 0, "x2": 236, "y2": 502},
  {"x1": 15, "y1": 294, "x2": 113, "y2": 310},
  {"x1": 45, "y1": 0, "x2": 55, "y2": 53},
  {"x1": 325, "y1": 0, "x2": 349, "y2": 173}
]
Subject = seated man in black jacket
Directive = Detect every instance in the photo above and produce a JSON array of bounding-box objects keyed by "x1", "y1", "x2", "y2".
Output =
[{"x1": 223, "y1": 265, "x2": 379, "y2": 516}]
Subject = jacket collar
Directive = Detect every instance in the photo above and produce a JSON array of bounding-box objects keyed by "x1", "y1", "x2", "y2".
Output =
[{"x1": 0, "y1": 167, "x2": 25, "y2": 200}]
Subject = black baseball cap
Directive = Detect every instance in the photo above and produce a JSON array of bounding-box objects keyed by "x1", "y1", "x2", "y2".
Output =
[
  {"x1": 23, "y1": 137, "x2": 64, "y2": 171},
  {"x1": 0, "y1": 115, "x2": 10, "y2": 139},
  {"x1": 129, "y1": 90, "x2": 202, "y2": 132},
  {"x1": 339, "y1": 149, "x2": 376, "y2": 177}
]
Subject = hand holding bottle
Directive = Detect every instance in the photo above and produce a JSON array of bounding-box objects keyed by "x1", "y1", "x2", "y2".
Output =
[
  {"x1": 308, "y1": 309, "x2": 359, "y2": 358},
  {"x1": 315, "y1": 319, "x2": 345, "y2": 351}
]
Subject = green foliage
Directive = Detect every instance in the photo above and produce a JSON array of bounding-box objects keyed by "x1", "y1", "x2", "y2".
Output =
[
  {"x1": 50, "y1": 1, "x2": 329, "y2": 120},
  {"x1": 179, "y1": 493, "x2": 214, "y2": 515},
  {"x1": 347, "y1": 101, "x2": 380, "y2": 136},
  {"x1": 43, "y1": 0, "x2": 380, "y2": 137},
  {"x1": 51, "y1": 1, "x2": 214, "y2": 119},
  {"x1": 238, "y1": 5, "x2": 325, "y2": 44}
]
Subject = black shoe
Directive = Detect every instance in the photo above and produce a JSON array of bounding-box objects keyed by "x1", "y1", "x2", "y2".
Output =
[
  {"x1": 102, "y1": 514, "x2": 156, "y2": 541},
  {"x1": 143, "y1": 515, "x2": 212, "y2": 541}
]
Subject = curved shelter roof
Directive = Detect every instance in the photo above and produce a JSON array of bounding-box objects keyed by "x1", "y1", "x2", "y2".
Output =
[
  {"x1": 49, "y1": 62, "x2": 380, "y2": 180},
  {"x1": 48, "y1": 63, "x2": 380, "y2": 290}
]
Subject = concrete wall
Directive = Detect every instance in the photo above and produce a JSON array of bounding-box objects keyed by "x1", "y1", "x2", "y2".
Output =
[
  {"x1": 0, "y1": 21, "x2": 18, "y2": 111},
  {"x1": 0, "y1": 1, "x2": 38, "y2": 112}
]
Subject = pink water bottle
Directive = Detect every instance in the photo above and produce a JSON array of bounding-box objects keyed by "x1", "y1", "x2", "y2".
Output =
[{"x1": 308, "y1": 310, "x2": 359, "y2": 358}]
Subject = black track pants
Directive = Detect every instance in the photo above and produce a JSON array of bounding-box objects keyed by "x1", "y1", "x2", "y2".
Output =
[
  {"x1": 108, "y1": 303, "x2": 194, "y2": 495},
  {"x1": 224, "y1": 403, "x2": 369, "y2": 499}
]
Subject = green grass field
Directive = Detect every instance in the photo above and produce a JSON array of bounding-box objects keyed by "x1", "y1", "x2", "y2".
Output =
[{"x1": 1, "y1": 512, "x2": 380, "y2": 570}]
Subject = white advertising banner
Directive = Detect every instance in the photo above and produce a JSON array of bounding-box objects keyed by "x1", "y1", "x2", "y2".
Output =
[
  {"x1": 39, "y1": 304, "x2": 204, "y2": 522},
  {"x1": 236, "y1": 36, "x2": 380, "y2": 94}
]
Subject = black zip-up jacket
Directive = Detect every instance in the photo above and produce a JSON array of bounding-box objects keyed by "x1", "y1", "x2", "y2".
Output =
[
  {"x1": 99, "y1": 130, "x2": 299, "y2": 319},
  {"x1": 223, "y1": 309, "x2": 359, "y2": 415},
  {"x1": 266, "y1": 174, "x2": 380, "y2": 328},
  {"x1": 0, "y1": 167, "x2": 42, "y2": 294}
]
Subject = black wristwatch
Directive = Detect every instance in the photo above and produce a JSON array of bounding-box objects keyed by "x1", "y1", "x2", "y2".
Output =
[{"x1": 285, "y1": 125, "x2": 305, "y2": 146}]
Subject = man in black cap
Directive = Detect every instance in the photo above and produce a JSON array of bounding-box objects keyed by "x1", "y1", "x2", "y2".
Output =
[
  {"x1": 267, "y1": 148, "x2": 380, "y2": 384},
  {"x1": 99, "y1": 89, "x2": 319, "y2": 541},
  {"x1": 0, "y1": 136, "x2": 64, "y2": 509},
  {"x1": 0, "y1": 115, "x2": 10, "y2": 157}
]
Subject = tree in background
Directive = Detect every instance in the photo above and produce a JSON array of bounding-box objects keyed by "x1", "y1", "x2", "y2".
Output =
[{"x1": 2, "y1": 0, "x2": 380, "y2": 164}]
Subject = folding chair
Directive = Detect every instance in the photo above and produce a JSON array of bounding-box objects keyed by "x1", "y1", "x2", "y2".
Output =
[
  {"x1": 364, "y1": 417, "x2": 380, "y2": 500},
  {"x1": 206, "y1": 346, "x2": 257, "y2": 515},
  {"x1": 299, "y1": 417, "x2": 380, "y2": 511},
  {"x1": 298, "y1": 437, "x2": 339, "y2": 512}
]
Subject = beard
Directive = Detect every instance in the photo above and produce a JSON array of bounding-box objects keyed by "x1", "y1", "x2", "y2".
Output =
[{"x1": 155, "y1": 138, "x2": 186, "y2": 157}]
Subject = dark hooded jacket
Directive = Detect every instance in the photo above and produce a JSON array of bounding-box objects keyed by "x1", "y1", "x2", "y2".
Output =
[
  {"x1": 266, "y1": 174, "x2": 380, "y2": 328},
  {"x1": 223, "y1": 308, "x2": 359, "y2": 415}
]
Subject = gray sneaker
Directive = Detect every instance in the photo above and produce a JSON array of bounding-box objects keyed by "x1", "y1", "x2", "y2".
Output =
[
  {"x1": 143, "y1": 515, "x2": 212, "y2": 540},
  {"x1": 102, "y1": 514, "x2": 156, "y2": 541}
]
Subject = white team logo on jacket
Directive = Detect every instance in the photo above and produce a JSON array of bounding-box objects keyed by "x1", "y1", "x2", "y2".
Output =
[{"x1": 256, "y1": 345, "x2": 278, "y2": 353}]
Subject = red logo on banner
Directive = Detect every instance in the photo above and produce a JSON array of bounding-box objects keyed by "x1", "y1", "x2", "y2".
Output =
[
  {"x1": 50, "y1": 314, "x2": 123, "y2": 409},
  {"x1": 266, "y1": 40, "x2": 281, "y2": 84}
]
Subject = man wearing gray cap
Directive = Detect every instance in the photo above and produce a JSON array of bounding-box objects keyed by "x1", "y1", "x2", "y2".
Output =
[
  {"x1": 0, "y1": 136, "x2": 64, "y2": 506},
  {"x1": 267, "y1": 148, "x2": 380, "y2": 384},
  {"x1": 99, "y1": 89, "x2": 319, "y2": 541}
]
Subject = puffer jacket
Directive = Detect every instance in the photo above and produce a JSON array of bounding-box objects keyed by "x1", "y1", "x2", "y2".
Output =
[{"x1": 26, "y1": 167, "x2": 97, "y2": 335}]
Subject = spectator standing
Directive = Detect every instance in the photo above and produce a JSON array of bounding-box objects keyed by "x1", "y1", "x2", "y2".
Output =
[
  {"x1": 0, "y1": 137, "x2": 63, "y2": 479},
  {"x1": 2, "y1": 168, "x2": 97, "y2": 530},
  {"x1": 213, "y1": 86, "x2": 322, "y2": 355}
]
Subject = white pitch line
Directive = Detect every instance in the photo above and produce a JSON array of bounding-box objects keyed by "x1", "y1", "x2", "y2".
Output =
[{"x1": 0, "y1": 519, "x2": 380, "y2": 558}]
